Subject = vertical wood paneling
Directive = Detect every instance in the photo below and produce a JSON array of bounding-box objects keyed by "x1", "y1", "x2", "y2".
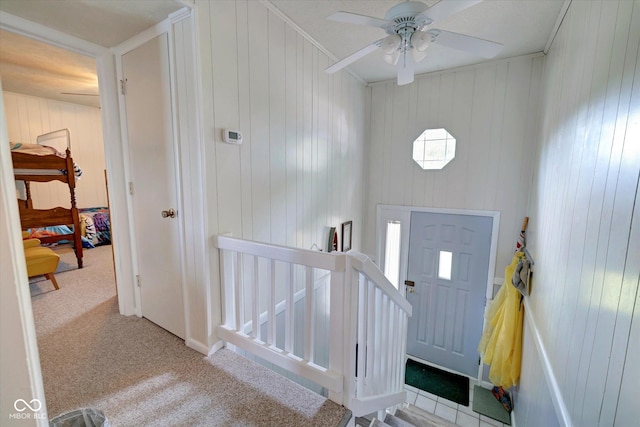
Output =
[
  {"x1": 516, "y1": 1, "x2": 640, "y2": 426},
  {"x1": 211, "y1": 0, "x2": 242, "y2": 239},
  {"x1": 363, "y1": 55, "x2": 543, "y2": 270},
  {"x1": 268, "y1": 11, "x2": 287, "y2": 246},
  {"x1": 4, "y1": 91, "x2": 107, "y2": 209},
  {"x1": 199, "y1": 0, "x2": 365, "y2": 252},
  {"x1": 285, "y1": 25, "x2": 297, "y2": 247}
]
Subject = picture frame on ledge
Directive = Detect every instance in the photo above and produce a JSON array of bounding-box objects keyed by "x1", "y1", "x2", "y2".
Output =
[
  {"x1": 341, "y1": 221, "x2": 352, "y2": 252},
  {"x1": 326, "y1": 227, "x2": 337, "y2": 252}
]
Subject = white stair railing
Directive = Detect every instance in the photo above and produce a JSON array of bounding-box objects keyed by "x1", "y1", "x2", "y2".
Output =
[{"x1": 214, "y1": 235, "x2": 412, "y2": 416}]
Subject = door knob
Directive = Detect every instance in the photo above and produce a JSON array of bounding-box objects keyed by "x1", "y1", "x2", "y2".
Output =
[{"x1": 161, "y1": 208, "x2": 176, "y2": 218}]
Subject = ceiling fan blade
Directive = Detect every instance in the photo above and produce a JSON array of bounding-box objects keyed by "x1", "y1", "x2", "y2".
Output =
[
  {"x1": 397, "y1": 52, "x2": 415, "y2": 86},
  {"x1": 418, "y1": 0, "x2": 483, "y2": 23},
  {"x1": 428, "y1": 29, "x2": 503, "y2": 58},
  {"x1": 327, "y1": 11, "x2": 393, "y2": 29},
  {"x1": 325, "y1": 38, "x2": 384, "y2": 74}
]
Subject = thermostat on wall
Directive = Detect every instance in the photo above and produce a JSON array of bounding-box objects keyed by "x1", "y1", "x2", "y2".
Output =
[{"x1": 223, "y1": 129, "x2": 243, "y2": 144}]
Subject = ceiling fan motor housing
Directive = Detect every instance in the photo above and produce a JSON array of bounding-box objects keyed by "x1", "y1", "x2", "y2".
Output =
[
  {"x1": 384, "y1": 1, "x2": 431, "y2": 31},
  {"x1": 383, "y1": 1, "x2": 432, "y2": 52}
]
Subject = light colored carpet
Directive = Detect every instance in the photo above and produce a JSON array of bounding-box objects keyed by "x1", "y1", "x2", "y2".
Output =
[{"x1": 32, "y1": 245, "x2": 347, "y2": 426}]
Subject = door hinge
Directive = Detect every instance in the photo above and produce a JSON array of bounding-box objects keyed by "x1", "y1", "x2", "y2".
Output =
[
  {"x1": 120, "y1": 78, "x2": 127, "y2": 95},
  {"x1": 129, "y1": 181, "x2": 134, "y2": 195},
  {"x1": 136, "y1": 275, "x2": 141, "y2": 287}
]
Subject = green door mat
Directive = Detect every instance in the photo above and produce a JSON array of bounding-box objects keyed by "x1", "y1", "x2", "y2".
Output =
[
  {"x1": 405, "y1": 359, "x2": 469, "y2": 406},
  {"x1": 472, "y1": 385, "x2": 511, "y2": 425}
]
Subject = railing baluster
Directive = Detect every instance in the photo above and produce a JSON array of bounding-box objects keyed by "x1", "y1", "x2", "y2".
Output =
[
  {"x1": 366, "y1": 280, "x2": 376, "y2": 395},
  {"x1": 381, "y1": 294, "x2": 390, "y2": 394},
  {"x1": 268, "y1": 259, "x2": 276, "y2": 346},
  {"x1": 304, "y1": 266, "x2": 314, "y2": 363},
  {"x1": 329, "y1": 268, "x2": 346, "y2": 404},
  {"x1": 252, "y1": 255, "x2": 259, "y2": 340},
  {"x1": 285, "y1": 263, "x2": 294, "y2": 353},
  {"x1": 390, "y1": 299, "x2": 396, "y2": 391},
  {"x1": 219, "y1": 248, "x2": 234, "y2": 329},
  {"x1": 235, "y1": 252, "x2": 243, "y2": 334},
  {"x1": 356, "y1": 272, "x2": 367, "y2": 397}
]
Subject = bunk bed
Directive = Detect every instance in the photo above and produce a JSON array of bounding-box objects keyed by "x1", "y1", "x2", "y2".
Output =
[{"x1": 12, "y1": 129, "x2": 83, "y2": 268}]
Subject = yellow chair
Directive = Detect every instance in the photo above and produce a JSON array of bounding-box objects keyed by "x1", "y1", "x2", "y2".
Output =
[{"x1": 22, "y1": 235, "x2": 60, "y2": 290}]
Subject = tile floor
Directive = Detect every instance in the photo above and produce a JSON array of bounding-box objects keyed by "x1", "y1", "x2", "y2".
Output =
[{"x1": 403, "y1": 383, "x2": 510, "y2": 427}]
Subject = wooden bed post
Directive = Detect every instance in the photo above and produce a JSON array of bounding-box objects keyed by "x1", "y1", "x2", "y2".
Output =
[{"x1": 66, "y1": 148, "x2": 83, "y2": 269}]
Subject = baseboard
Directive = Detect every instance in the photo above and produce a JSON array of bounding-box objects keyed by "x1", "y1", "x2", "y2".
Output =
[
  {"x1": 186, "y1": 338, "x2": 209, "y2": 355},
  {"x1": 207, "y1": 339, "x2": 225, "y2": 356},
  {"x1": 522, "y1": 297, "x2": 571, "y2": 426}
]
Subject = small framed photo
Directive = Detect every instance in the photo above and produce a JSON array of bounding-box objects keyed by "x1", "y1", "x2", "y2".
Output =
[{"x1": 341, "y1": 221, "x2": 352, "y2": 252}]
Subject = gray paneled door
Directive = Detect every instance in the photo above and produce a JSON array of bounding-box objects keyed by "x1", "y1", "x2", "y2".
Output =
[{"x1": 406, "y1": 212, "x2": 492, "y2": 377}]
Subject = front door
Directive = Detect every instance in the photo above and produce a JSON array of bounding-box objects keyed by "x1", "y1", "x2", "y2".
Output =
[
  {"x1": 406, "y1": 212, "x2": 492, "y2": 377},
  {"x1": 121, "y1": 33, "x2": 185, "y2": 339}
]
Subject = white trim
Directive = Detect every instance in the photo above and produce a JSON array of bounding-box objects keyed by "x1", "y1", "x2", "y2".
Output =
[
  {"x1": 113, "y1": 26, "x2": 178, "y2": 318},
  {"x1": 0, "y1": 11, "x2": 107, "y2": 56},
  {"x1": 544, "y1": 0, "x2": 572, "y2": 54},
  {"x1": 0, "y1": 86, "x2": 48, "y2": 426},
  {"x1": 523, "y1": 297, "x2": 571, "y2": 427},
  {"x1": 260, "y1": 0, "x2": 367, "y2": 85},
  {"x1": 187, "y1": 338, "x2": 211, "y2": 355},
  {"x1": 113, "y1": 17, "x2": 193, "y2": 341},
  {"x1": 111, "y1": 20, "x2": 172, "y2": 56},
  {"x1": 215, "y1": 235, "x2": 346, "y2": 272},
  {"x1": 208, "y1": 340, "x2": 225, "y2": 357},
  {"x1": 368, "y1": 52, "x2": 546, "y2": 87},
  {"x1": 180, "y1": 3, "x2": 214, "y2": 352}
]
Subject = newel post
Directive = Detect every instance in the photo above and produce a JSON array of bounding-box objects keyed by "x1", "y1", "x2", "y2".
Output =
[
  {"x1": 216, "y1": 236, "x2": 236, "y2": 330},
  {"x1": 328, "y1": 252, "x2": 347, "y2": 405}
]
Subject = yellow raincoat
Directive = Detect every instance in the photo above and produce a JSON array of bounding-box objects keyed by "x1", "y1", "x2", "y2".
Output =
[{"x1": 478, "y1": 251, "x2": 525, "y2": 388}]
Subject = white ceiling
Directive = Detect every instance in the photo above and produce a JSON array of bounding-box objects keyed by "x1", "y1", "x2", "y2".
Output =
[
  {"x1": 0, "y1": 0, "x2": 566, "y2": 108},
  {"x1": 0, "y1": 30, "x2": 100, "y2": 108},
  {"x1": 0, "y1": 0, "x2": 185, "y2": 108},
  {"x1": 269, "y1": 0, "x2": 566, "y2": 83}
]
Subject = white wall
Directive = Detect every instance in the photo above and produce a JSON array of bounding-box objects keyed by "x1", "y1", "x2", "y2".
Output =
[
  {"x1": 4, "y1": 91, "x2": 107, "y2": 209},
  {"x1": 518, "y1": 0, "x2": 640, "y2": 425},
  {"x1": 196, "y1": 0, "x2": 366, "y2": 342},
  {"x1": 363, "y1": 54, "x2": 544, "y2": 272}
]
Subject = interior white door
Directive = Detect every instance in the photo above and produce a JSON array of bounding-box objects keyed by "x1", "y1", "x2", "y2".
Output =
[
  {"x1": 122, "y1": 33, "x2": 185, "y2": 339},
  {"x1": 406, "y1": 212, "x2": 492, "y2": 377}
]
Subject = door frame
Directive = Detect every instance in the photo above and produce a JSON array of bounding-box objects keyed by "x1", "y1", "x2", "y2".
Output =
[
  {"x1": 113, "y1": 19, "x2": 184, "y2": 326},
  {"x1": 0, "y1": 0, "x2": 209, "y2": 355},
  {"x1": 376, "y1": 204, "x2": 500, "y2": 380}
]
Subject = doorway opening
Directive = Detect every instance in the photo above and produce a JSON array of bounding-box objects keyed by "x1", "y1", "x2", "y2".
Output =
[{"x1": 376, "y1": 205, "x2": 499, "y2": 381}]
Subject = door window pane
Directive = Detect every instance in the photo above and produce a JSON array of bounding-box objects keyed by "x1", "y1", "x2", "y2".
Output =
[{"x1": 438, "y1": 250, "x2": 452, "y2": 280}]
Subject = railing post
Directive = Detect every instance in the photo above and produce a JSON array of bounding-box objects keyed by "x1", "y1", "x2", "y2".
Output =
[
  {"x1": 219, "y1": 248, "x2": 235, "y2": 329},
  {"x1": 329, "y1": 253, "x2": 346, "y2": 405}
]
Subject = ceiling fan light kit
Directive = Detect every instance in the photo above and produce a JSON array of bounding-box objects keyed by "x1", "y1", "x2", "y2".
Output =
[{"x1": 325, "y1": 0, "x2": 503, "y2": 86}]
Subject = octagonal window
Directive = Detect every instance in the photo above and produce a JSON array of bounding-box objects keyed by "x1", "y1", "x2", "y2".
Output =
[{"x1": 412, "y1": 128, "x2": 456, "y2": 170}]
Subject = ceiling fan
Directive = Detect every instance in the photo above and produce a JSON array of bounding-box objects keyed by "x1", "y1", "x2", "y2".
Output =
[{"x1": 325, "y1": 0, "x2": 503, "y2": 85}]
